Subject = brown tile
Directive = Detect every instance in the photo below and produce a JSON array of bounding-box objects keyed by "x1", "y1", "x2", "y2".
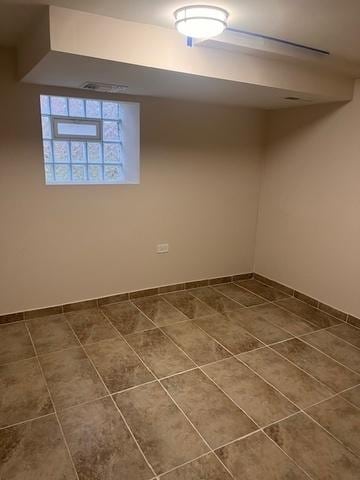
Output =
[
  {"x1": 59, "y1": 397, "x2": 153, "y2": 480},
  {"x1": 133, "y1": 296, "x2": 187, "y2": 326},
  {"x1": 275, "y1": 297, "x2": 341, "y2": 329},
  {"x1": 213, "y1": 283, "x2": 265, "y2": 307},
  {"x1": 0, "y1": 358, "x2": 53, "y2": 428},
  {"x1": 26, "y1": 314, "x2": 79, "y2": 354},
  {"x1": 158, "y1": 283, "x2": 184, "y2": 294},
  {"x1": 24, "y1": 305, "x2": 63, "y2": 320},
  {"x1": 0, "y1": 415, "x2": 77, "y2": 480},
  {"x1": 216, "y1": 430, "x2": 307, "y2": 479},
  {"x1": 0, "y1": 312, "x2": 24, "y2": 325},
  {"x1": 239, "y1": 348, "x2": 332, "y2": 408},
  {"x1": 163, "y1": 321, "x2": 230, "y2": 366},
  {"x1": 236, "y1": 279, "x2": 288, "y2": 301},
  {"x1": 98, "y1": 292, "x2": 129, "y2": 307},
  {"x1": 307, "y1": 396, "x2": 360, "y2": 455},
  {"x1": 272, "y1": 338, "x2": 360, "y2": 393},
  {"x1": 253, "y1": 273, "x2": 294, "y2": 295},
  {"x1": 340, "y1": 385, "x2": 360, "y2": 408},
  {"x1": 265, "y1": 412, "x2": 360, "y2": 479},
  {"x1": 250, "y1": 303, "x2": 317, "y2": 335},
  {"x1": 208, "y1": 276, "x2": 232, "y2": 285},
  {"x1": 327, "y1": 323, "x2": 360, "y2": 349},
  {"x1": 101, "y1": 301, "x2": 155, "y2": 335},
  {"x1": 318, "y1": 302, "x2": 347, "y2": 321},
  {"x1": 294, "y1": 290, "x2": 318, "y2": 307},
  {"x1": 63, "y1": 299, "x2": 98, "y2": 312},
  {"x1": 303, "y1": 329, "x2": 360, "y2": 374},
  {"x1": 114, "y1": 382, "x2": 208, "y2": 475},
  {"x1": 0, "y1": 323, "x2": 35, "y2": 365},
  {"x1": 348, "y1": 314, "x2": 360, "y2": 329},
  {"x1": 126, "y1": 329, "x2": 195, "y2": 378},
  {"x1": 129, "y1": 287, "x2": 159, "y2": 299},
  {"x1": 162, "y1": 369, "x2": 257, "y2": 448},
  {"x1": 161, "y1": 453, "x2": 232, "y2": 480},
  {"x1": 85, "y1": 337, "x2": 154, "y2": 393},
  {"x1": 65, "y1": 308, "x2": 117, "y2": 344},
  {"x1": 164, "y1": 291, "x2": 215, "y2": 319},
  {"x1": 228, "y1": 309, "x2": 293, "y2": 344},
  {"x1": 194, "y1": 313, "x2": 263, "y2": 354},
  {"x1": 232, "y1": 273, "x2": 253, "y2": 282},
  {"x1": 185, "y1": 279, "x2": 209, "y2": 289},
  {"x1": 203, "y1": 357, "x2": 298, "y2": 426},
  {"x1": 39, "y1": 347, "x2": 107, "y2": 410},
  {"x1": 190, "y1": 287, "x2": 243, "y2": 313}
]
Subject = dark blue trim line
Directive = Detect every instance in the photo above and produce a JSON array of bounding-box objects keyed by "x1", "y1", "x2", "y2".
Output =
[
  {"x1": 226, "y1": 27, "x2": 330, "y2": 55},
  {"x1": 187, "y1": 36, "x2": 193, "y2": 47}
]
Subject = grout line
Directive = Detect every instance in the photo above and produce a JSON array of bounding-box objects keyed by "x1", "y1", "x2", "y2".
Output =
[
  {"x1": 321, "y1": 326, "x2": 360, "y2": 352},
  {"x1": 157, "y1": 452, "x2": 212, "y2": 478},
  {"x1": 24, "y1": 323, "x2": 81, "y2": 480},
  {"x1": 0, "y1": 412, "x2": 55, "y2": 432}
]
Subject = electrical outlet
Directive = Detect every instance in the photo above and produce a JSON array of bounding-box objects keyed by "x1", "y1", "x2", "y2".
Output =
[{"x1": 157, "y1": 243, "x2": 169, "y2": 254}]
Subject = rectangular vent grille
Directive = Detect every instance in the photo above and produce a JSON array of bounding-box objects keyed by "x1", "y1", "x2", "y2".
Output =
[{"x1": 81, "y1": 82, "x2": 129, "y2": 93}]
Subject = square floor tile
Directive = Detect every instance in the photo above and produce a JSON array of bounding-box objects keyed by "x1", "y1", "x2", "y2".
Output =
[
  {"x1": 228, "y1": 309, "x2": 293, "y2": 344},
  {"x1": 0, "y1": 414, "x2": 76, "y2": 480},
  {"x1": 101, "y1": 301, "x2": 155, "y2": 335},
  {"x1": 114, "y1": 382, "x2": 208, "y2": 475},
  {"x1": 26, "y1": 314, "x2": 79, "y2": 355},
  {"x1": 327, "y1": 323, "x2": 360, "y2": 349},
  {"x1": 162, "y1": 369, "x2": 257, "y2": 448},
  {"x1": 85, "y1": 337, "x2": 154, "y2": 393},
  {"x1": 161, "y1": 453, "x2": 232, "y2": 480},
  {"x1": 163, "y1": 291, "x2": 215, "y2": 319},
  {"x1": 163, "y1": 321, "x2": 230, "y2": 366},
  {"x1": 306, "y1": 396, "x2": 360, "y2": 455},
  {"x1": 189, "y1": 287, "x2": 243, "y2": 313},
  {"x1": 265, "y1": 413, "x2": 360, "y2": 479},
  {"x1": 340, "y1": 385, "x2": 360, "y2": 408},
  {"x1": 275, "y1": 297, "x2": 340, "y2": 329},
  {"x1": 236, "y1": 279, "x2": 288, "y2": 301},
  {"x1": 203, "y1": 357, "x2": 298, "y2": 426},
  {"x1": 0, "y1": 323, "x2": 35, "y2": 365},
  {"x1": 125, "y1": 329, "x2": 195, "y2": 378},
  {"x1": 65, "y1": 308, "x2": 117, "y2": 344},
  {"x1": 0, "y1": 358, "x2": 53, "y2": 428},
  {"x1": 271, "y1": 338, "x2": 360, "y2": 393},
  {"x1": 216, "y1": 430, "x2": 307, "y2": 479},
  {"x1": 213, "y1": 283, "x2": 265, "y2": 307},
  {"x1": 250, "y1": 303, "x2": 317, "y2": 336},
  {"x1": 194, "y1": 314, "x2": 263, "y2": 354},
  {"x1": 59, "y1": 397, "x2": 153, "y2": 480},
  {"x1": 302, "y1": 329, "x2": 360, "y2": 374},
  {"x1": 133, "y1": 296, "x2": 187, "y2": 326},
  {"x1": 39, "y1": 347, "x2": 107, "y2": 410},
  {"x1": 239, "y1": 348, "x2": 332, "y2": 408}
]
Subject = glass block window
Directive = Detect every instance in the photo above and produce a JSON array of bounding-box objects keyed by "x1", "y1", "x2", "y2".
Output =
[{"x1": 39, "y1": 95, "x2": 134, "y2": 185}]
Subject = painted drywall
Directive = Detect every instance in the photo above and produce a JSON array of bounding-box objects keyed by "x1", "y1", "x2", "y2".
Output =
[
  {"x1": 0, "y1": 48, "x2": 264, "y2": 314},
  {"x1": 255, "y1": 81, "x2": 360, "y2": 317}
]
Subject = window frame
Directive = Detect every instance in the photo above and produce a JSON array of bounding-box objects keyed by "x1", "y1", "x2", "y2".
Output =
[{"x1": 52, "y1": 116, "x2": 102, "y2": 141}]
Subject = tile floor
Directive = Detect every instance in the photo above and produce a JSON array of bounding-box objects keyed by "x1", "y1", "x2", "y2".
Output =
[{"x1": 1, "y1": 279, "x2": 360, "y2": 479}]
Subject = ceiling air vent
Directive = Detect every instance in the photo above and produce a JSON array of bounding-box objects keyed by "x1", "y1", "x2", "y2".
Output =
[{"x1": 81, "y1": 82, "x2": 129, "y2": 93}]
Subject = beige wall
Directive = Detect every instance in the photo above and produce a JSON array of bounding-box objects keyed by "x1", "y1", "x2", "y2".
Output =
[
  {"x1": 0, "y1": 48, "x2": 264, "y2": 315},
  {"x1": 255, "y1": 81, "x2": 360, "y2": 318}
]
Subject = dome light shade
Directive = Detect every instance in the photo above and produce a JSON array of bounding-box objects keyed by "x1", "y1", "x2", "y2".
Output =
[{"x1": 174, "y1": 5, "x2": 228, "y2": 39}]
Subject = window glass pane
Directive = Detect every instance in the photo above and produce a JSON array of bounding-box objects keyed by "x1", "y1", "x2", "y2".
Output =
[
  {"x1": 88, "y1": 164, "x2": 103, "y2": 182},
  {"x1": 53, "y1": 141, "x2": 70, "y2": 163},
  {"x1": 71, "y1": 142, "x2": 86, "y2": 163},
  {"x1": 56, "y1": 120, "x2": 98, "y2": 137},
  {"x1": 86, "y1": 100, "x2": 101, "y2": 118},
  {"x1": 72, "y1": 165, "x2": 87, "y2": 182},
  {"x1": 102, "y1": 102, "x2": 119, "y2": 119},
  {"x1": 41, "y1": 116, "x2": 52, "y2": 139},
  {"x1": 69, "y1": 98, "x2": 85, "y2": 117},
  {"x1": 104, "y1": 164, "x2": 122, "y2": 182},
  {"x1": 104, "y1": 143, "x2": 121, "y2": 163},
  {"x1": 54, "y1": 164, "x2": 71, "y2": 182},
  {"x1": 103, "y1": 121, "x2": 120, "y2": 141},
  {"x1": 50, "y1": 96, "x2": 68, "y2": 116},
  {"x1": 43, "y1": 140, "x2": 53, "y2": 163},
  {"x1": 87, "y1": 142, "x2": 102, "y2": 163},
  {"x1": 45, "y1": 164, "x2": 54, "y2": 183},
  {"x1": 40, "y1": 95, "x2": 50, "y2": 115}
]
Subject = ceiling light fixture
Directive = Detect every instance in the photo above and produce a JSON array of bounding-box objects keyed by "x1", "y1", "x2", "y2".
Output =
[{"x1": 174, "y1": 5, "x2": 229, "y2": 39}]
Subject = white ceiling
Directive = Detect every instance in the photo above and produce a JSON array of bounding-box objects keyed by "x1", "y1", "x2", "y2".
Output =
[{"x1": 2, "y1": 0, "x2": 360, "y2": 74}]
